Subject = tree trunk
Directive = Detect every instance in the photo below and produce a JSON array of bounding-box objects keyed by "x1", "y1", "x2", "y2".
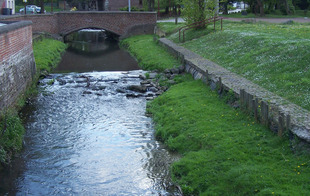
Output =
[
  {"x1": 40, "y1": 0, "x2": 45, "y2": 13},
  {"x1": 223, "y1": 2, "x2": 228, "y2": 15},
  {"x1": 256, "y1": 0, "x2": 265, "y2": 16},
  {"x1": 284, "y1": 0, "x2": 291, "y2": 15}
]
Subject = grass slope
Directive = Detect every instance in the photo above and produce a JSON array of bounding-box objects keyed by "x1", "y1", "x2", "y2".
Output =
[
  {"x1": 147, "y1": 78, "x2": 310, "y2": 195},
  {"x1": 33, "y1": 38, "x2": 67, "y2": 73},
  {"x1": 120, "y1": 35, "x2": 181, "y2": 71},
  {"x1": 163, "y1": 21, "x2": 310, "y2": 111}
]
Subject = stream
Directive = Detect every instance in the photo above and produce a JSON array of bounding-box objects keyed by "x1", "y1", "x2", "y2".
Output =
[{"x1": 0, "y1": 30, "x2": 180, "y2": 195}]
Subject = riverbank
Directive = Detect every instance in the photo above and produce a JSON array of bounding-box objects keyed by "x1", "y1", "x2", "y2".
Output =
[
  {"x1": 0, "y1": 38, "x2": 66, "y2": 169},
  {"x1": 159, "y1": 20, "x2": 310, "y2": 112},
  {"x1": 122, "y1": 34, "x2": 310, "y2": 195}
]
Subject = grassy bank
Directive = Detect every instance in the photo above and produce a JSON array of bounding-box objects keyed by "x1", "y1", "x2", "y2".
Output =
[
  {"x1": 0, "y1": 38, "x2": 66, "y2": 168},
  {"x1": 120, "y1": 35, "x2": 181, "y2": 71},
  {"x1": 147, "y1": 78, "x2": 310, "y2": 195},
  {"x1": 122, "y1": 34, "x2": 310, "y2": 195},
  {"x1": 160, "y1": 21, "x2": 310, "y2": 111}
]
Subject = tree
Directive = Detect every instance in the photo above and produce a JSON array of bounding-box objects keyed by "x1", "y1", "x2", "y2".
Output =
[{"x1": 180, "y1": 0, "x2": 216, "y2": 27}]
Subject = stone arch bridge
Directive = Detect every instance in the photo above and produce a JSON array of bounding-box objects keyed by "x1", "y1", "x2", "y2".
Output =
[{"x1": 2, "y1": 11, "x2": 157, "y2": 39}]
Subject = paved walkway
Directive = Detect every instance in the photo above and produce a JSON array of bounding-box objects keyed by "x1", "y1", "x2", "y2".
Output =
[{"x1": 222, "y1": 17, "x2": 310, "y2": 23}]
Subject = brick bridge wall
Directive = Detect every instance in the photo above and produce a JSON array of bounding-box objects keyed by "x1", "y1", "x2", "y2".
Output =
[
  {"x1": 2, "y1": 11, "x2": 157, "y2": 39},
  {"x1": 0, "y1": 21, "x2": 36, "y2": 113}
]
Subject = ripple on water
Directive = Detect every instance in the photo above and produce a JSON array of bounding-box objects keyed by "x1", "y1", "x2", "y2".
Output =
[{"x1": 6, "y1": 71, "x2": 180, "y2": 195}]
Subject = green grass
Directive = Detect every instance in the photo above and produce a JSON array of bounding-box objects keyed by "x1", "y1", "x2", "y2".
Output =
[
  {"x1": 147, "y1": 78, "x2": 310, "y2": 195},
  {"x1": 33, "y1": 38, "x2": 67, "y2": 73},
  {"x1": 120, "y1": 35, "x2": 181, "y2": 71},
  {"x1": 157, "y1": 22, "x2": 184, "y2": 35},
  {"x1": 0, "y1": 111, "x2": 25, "y2": 167},
  {"x1": 162, "y1": 21, "x2": 310, "y2": 111}
]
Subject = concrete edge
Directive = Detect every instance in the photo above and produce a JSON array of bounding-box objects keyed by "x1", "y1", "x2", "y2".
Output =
[
  {"x1": 0, "y1": 20, "x2": 32, "y2": 35},
  {"x1": 158, "y1": 37, "x2": 310, "y2": 143}
]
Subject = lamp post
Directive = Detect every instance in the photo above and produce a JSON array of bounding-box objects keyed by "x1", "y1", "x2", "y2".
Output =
[
  {"x1": 128, "y1": 0, "x2": 131, "y2": 12},
  {"x1": 23, "y1": 0, "x2": 27, "y2": 15},
  {"x1": 157, "y1": 0, "x2": 159, "y2": 16}
]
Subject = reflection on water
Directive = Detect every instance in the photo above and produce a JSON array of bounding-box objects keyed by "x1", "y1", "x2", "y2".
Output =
[{"x1": 54, "y1": 29, "x2": 140, "y2": 73}]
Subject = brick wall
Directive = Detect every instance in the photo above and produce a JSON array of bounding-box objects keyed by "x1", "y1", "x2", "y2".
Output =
[{"x1": 0, "y1": 21, "x2": 36, "y2": 112}]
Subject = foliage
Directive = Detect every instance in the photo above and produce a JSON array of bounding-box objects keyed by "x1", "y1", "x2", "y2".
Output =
[
  {"x1": 143, "y1": 0, "x2": 179, "y2": 11},
  {"x1": 165, "y1": 21, "x2": 310, "y2": 111},
  {"x1": 180, "y1": 0, "x2": 216, "y2": 26},
  {"x1": 0, "y1": 111, "x2": 25, "y2": 165},
  {"x1": 119, "y1": 6, "x2": 144, "y2": 11},
  {"x1": 120, "y1": 35, "x2": 181, "y2": 71},
  {"x1": 33, "y1": 38, "x2": 67, "y2": 73},
  {"x1": 147, "y1": 78, "x2": 310, "y2": 195}
]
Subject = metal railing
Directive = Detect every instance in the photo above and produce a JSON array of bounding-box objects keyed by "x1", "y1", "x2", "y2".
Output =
[{"x1": 178, "y1": 16, "x2": 223, "y2": 42}]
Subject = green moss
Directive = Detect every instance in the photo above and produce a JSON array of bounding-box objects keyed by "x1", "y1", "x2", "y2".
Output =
[
  {"x1": 147, "y1": 78, "x2": 310, "y2": 195},
  {"x1": 120, "y1": 35, "x2": 181, "y2": 71}
]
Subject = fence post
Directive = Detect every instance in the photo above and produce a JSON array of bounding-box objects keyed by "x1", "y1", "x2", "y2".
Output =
[
  {"x1": 214, "y1": 17, "x2": 216, "y2": 30},
  {"x1": 221, "y1": 18, "x2": 223, "y2": 30},
  {"x1": 278, "y1": 112, "x2": 284, "y2": 137},
  {"x1": 253, "y1": 98, "x2": 258, "y2": 122},
  {"x1": 240, "y1": 89, "x2": 245, "y2": 109}
]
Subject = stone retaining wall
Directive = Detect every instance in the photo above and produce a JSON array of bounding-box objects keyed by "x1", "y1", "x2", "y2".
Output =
[
  {"x1": 158, "y1": 38, "x2": 310, "y2": 143},
  {"x1": 0, "y1": 21, "x2": 36, "y2": 113}
]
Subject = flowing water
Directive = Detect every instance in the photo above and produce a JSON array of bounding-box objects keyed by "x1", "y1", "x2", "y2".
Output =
[{"x1": 0, "y1": 30, "x2": 180, "y2": 195}]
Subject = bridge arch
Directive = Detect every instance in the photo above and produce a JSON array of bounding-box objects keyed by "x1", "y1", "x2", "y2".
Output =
[{"x1": 62, "y1": 26, "x2": 120, "y2": 41}]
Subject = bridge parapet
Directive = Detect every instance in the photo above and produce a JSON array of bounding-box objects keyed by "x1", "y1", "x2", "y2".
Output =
[{"x1": 1, "y1": 11, "x2": 157, "y2": 39}]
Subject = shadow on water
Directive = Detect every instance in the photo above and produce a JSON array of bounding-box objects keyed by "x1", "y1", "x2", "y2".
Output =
[{"x1": 0, "y1": 29, "x2": 181, "y2": 195}]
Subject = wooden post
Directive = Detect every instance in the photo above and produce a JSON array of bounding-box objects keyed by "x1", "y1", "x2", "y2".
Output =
[
  {"x1": 221, "y1": 18, "x2": 223, "y2": 30},
  {"x1": 218, "y1": 77, "x2": 223, "y2": 94},
  {"x1": 261, "y1": 101, "x2": 269, "y2": 127},
  {"x1": 286, "y1": 114, "x2": 294, "y2": 139},
  {"x1": 278, "y1": 112, "x2": 284, "y2": 137},
  {"x1": 248, "y1": 94, "x2": 253, "y2": 112},
  {"x1": 214, "y1": 17, "x2": 216, "y2": 30},
  {"x1": 244, "y1": 91, "x2": 249, "y2": 109},
  {"x1": 240, "y1": 89, "x2": 245, "y2": 109},
  {"x1": 253, "y1": 98, "x2": 258, "y2": 121}
]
